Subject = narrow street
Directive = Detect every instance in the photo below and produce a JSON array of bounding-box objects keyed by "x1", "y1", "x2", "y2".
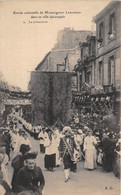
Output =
[
  {"x1": 0, "y1": 2, "x2": 121, "y2": 195},
  {"x1": 8, "y1": 133, "x2": 120, "y2": 195}
]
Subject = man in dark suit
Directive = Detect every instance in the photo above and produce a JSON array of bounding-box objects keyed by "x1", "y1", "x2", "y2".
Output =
[
  {"x1": 11, "y1": 144, "x2": 30, "y2": 191},
  {"x1": 14, "y1": 151, "x2": 45, "y2": 195}
]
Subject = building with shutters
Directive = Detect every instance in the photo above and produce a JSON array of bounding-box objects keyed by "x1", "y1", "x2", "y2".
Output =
[
  {"x1": 93, "y1": 0, "x2": 121, "y2": 119},
  {"x1": 73, "y1": 1, "x2": 121, "y2": 120}
]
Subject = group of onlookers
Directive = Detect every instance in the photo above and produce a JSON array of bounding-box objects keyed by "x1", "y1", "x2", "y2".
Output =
[
  {"x1": 23, "y1": 119, "x2": 120, "y2": 181},
  {"x1": 70, "y1": 109, "x2": 121, "y2": 177},
  {"x1": 0, "y1": 113, "x2": 45, "y2": 195},
  {"x1": 0, "y1": 107, "x2": 120, "y2": 194}
]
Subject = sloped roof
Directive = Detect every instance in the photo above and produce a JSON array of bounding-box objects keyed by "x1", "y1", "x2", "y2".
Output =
[
  {"x1": 35, "y1": 29, "x2": 92, "y2": 71},
  {"x1": 35, "y1": 51, "x2": 51, "y2": 70}
]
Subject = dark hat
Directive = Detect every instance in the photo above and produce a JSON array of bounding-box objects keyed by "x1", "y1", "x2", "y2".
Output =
[
  {"x1": 24, "y1": 151, "x2": 38, "y2": 160},
  {"x1": 18, "y1": 130, "x2": 25, "y2": 135},
  {"x1": 20, "y1": 144, "x2": 30, "y2": 155},
  {"x1": 46, "y1": 128, "x2": 52, "y2": 133}
]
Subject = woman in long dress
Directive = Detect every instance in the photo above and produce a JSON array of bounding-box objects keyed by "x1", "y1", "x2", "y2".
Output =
[{"x1": 84, "y1": 129, "x2": 97, "y2": 170}]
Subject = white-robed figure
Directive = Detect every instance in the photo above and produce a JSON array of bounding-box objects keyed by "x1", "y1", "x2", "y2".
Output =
[
  {"x1": 54, "y1": 128, "x2": 62, "y2": 166},
  {"x1": 11, "y1": 131, "x2": 19, "y2": 149},
  {"x1": 13, "y1": 132, "x2": 31, "y2": 158},
  {"x1": 84, "y1": 129, "x2": 97, "y2": 170},
  {"x1": 38, "y1": 127, "x2": 48, "y2": 154},
  {"x1": 44, "y1": 130, "x2": 56, "y2": 171}
]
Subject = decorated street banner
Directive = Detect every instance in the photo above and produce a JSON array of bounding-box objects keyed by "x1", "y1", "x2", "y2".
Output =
[{"x1": 31, "y1": 72, "x2": 72, "y2": 126}]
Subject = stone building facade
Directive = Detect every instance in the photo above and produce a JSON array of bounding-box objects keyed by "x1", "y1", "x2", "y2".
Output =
[
  {"x1": 35, "y1": 28, "x2": 92, "y2": 72},
  {"x1": 73, "y1": 1, "x2": 121, "y2": 120},
  {"x1": 93, "y1": 1, "x2": 121, "y2": 118},
  {"x1": 94, "y1": 1, "x2": 121, "y2": 89}
]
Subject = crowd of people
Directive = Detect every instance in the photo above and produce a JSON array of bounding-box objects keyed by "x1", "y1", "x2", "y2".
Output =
[{"x1": 0, "y1": 106, "x2": 120, "y2": 194}]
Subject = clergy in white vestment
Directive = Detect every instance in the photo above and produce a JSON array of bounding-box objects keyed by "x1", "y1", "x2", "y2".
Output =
[{"x1": 84, "y1": 129, "x2": 97, "y2": 170}]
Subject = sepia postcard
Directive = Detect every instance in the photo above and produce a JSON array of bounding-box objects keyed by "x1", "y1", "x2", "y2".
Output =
[{"x1": 0, "y1": 0, "x2": 120, "y2": 195}]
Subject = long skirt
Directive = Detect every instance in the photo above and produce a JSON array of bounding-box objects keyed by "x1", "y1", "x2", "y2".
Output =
[
  {"x1": 44, "y1": 154, "x2": 56, "y2": 169},
  {"x1": 102, "y1": 152, "x2": 114, "y2": 172},
  {"x1": 84, "y1": 149, "x2": 97, "y2": 170},
  {"x1": 11, "y1": 170, "x2": 18, "y2": 191},
  {"x1": 40, "y1": 144, "x2": 45, "y2": 154}
]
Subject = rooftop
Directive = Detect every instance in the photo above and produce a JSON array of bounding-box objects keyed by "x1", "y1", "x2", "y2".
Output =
[
  {"x1": 35, "y1": 51, "x2": 51, "y2": 71},
  {"x1": 93, "y1": 1, "x2": 120, "y2": 22}
]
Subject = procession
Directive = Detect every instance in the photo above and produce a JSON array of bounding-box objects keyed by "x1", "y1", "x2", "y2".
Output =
[
  {"x1": 0, "y1": 1, "x2": 121, "y2": 195},
  {"x1": 0, "y1": 104, "x2": 120, "y2": 195}
]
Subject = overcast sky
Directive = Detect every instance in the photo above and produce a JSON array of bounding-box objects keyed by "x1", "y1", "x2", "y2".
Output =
[{"x1": 0, "y1": 0, "x2": 112, "y2": 91}]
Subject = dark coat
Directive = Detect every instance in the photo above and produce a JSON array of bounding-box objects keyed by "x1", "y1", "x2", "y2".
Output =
[
  {"x1": 11, "y1": 154, "x2": 25, "y2": 189},
  {"x1": 14, "y1": 165, "x2": 45, "y2": 193},
  {"x1": 59, "y1": 136, "x2": 78, "y2": 159}
]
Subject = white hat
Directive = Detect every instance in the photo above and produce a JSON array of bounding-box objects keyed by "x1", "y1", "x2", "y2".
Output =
[
  {"x1": 78, "y1": 129, "x2": 83, "y2": 134},
  {"x1": 63, "y1": 126, "x2": 73, "y2": 134}
]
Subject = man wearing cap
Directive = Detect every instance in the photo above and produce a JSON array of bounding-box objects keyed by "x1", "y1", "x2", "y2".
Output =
[
  {"x1": 59, "y1": 126, "x2": 79, "y2": 182},
  {"x1": 14, "y1": 151, "x2": 45, "y2": 195},
  {"x1": 11, "y1": 144, "x2": 30, "y2": 191}
]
